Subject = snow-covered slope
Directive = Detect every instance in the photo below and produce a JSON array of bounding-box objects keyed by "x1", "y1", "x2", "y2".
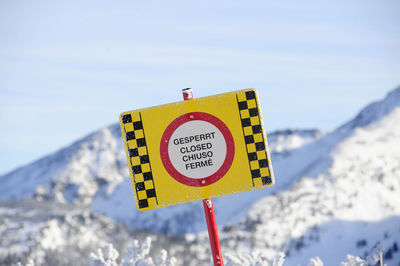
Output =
[
  {"x1": 0, "y1": 200, "x2": 134, "y2": 265},
  {"x1": 267, "y1": 129, "x2": 323, "y2": 154},
  {"x1": 1, "y1": 86, "x2": 400, "y2": 265},
  {"x1": 1, "y1": 86, "x2": 399, "y2": 240},
  {"x1": 339, "y1": 86, "x2": 400, "y2": 130},
  {"x1": 214, "y1": 87, "x2": 400, "y2": 265},
  {"x1": 0, "y1": 121, "x2": 320, "y2": 234},
  {"x1": 0, "y1": 200, "x2": 201, "y2": 266},
  {"x1": 0, "y1": 125, "x2": 127, "y2": 205}
]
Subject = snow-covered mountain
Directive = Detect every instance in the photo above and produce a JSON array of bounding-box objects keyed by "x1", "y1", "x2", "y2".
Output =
[
  {"x1": 0, "y1": 118, "x2": 321, "y2": 234},
  {"x1": 0, "y1": 200, "x2": 134, "y2": 265},
  {"x1": 339, "y1": 86, "x2": 400, "y2": 130},
  {"x1": 267, "y1": 129, "x2": 323, "y2": 154},
  {"x1": 1, "y1": 86, "x2": 400, "y2": 265},
  {"x1": 215, "y1": 86, "x2": 400, "y2": 264},
  {"x1": 0, "y1": 200, "x2": 202, "y2": 266},
  {"x1": 0, "y1": 125, "x2": 126, "y2": 205}
]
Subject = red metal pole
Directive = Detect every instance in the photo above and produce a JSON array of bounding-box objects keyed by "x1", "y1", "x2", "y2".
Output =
[
  {"x1": 182, "y1": 88, "x2": 224, "y2": 266},
  {"x1": 202, "y1": 198, "x2": 224, "y2": 265}
]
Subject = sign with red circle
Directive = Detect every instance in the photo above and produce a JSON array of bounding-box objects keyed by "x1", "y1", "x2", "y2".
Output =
[
  {"x1": 120, "y1": 89, "x2": 274, "y2": 211},
  {"x1": 160, "y1": 112, "x2": 235, "y2": 187}
]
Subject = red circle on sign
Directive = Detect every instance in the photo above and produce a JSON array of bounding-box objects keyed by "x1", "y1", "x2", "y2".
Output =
[{"x1": 160, "y1": 112, "x2": 235, "y2": 187}]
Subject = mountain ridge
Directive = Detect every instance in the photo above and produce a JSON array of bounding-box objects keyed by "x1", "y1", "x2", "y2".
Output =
[
  {"x1": 1, "y1": 86, "x2": 400, "y2": 265},
  {"x1": 211, "y1": 86, "x2": 400, "y2": 264},
  {"x1": 338, "y1": 86, "x2": 400, "y2": 131},
  {"x1": 1, "y1": 86, "x2": 399, "y2": 236}
]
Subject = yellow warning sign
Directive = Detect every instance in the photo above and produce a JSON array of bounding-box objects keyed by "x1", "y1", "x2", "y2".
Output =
[{"x1": 120, "y1": 89, "x2": 274, "y2": 211}]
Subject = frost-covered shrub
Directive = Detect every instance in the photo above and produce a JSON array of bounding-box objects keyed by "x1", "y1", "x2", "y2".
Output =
[
  {"x1": 90, "y1": 244, "x2": 119, "y2": 266},
  {"x1": 90, "y1": 237, "x2": 176, "y2": 266},
  {"x1": 340, "y1": 255, "x2": 366, "y2": 266},
  {"x1": 272, "y1": 252, "x2": 285, "y2": 266},
  {"x1": 364, "y1": 243, "x2": 383, "y2": 265},
  {"x1": 307, "y1": 257, "x2": 323, "y2": 266},
  {"x1": 223, "y1": 252, "x2": 269, "y2": 266},
  {"x1": 223, "y1": 251, "x2": 285, "y2": 266},
  {"x1": 223, "y1": 252, "x2": 324, "y2": 266},
  {"x1": 340, "y1": 244, "x2": 384, "y2": 266},
  {"x1": 16, "y1": 235, "x2": 387, "y2": 266}
]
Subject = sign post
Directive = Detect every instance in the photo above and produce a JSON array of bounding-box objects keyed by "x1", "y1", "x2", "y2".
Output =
[
  {"x1": 182, "y1": 88, "x2": 224, "y2": 265},
  {"x1": 119, "y1": 87, "x2": 275, "y2": 265}
]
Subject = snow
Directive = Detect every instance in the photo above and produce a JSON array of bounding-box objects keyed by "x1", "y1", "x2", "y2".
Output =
[
  {"x1": 0, "y1": 201, "x2": 201, "y2": 265},
  {"x1": 1, "y1": 86, "x2": 400, "y2": 265},
  {"x1": 284, "y1": 216, "x2": 400, "y2": 265},
  {"x1": 214, "y1": 87, "x2": 400, "y2": 265},
  {"x1": 267, "y1": 129, "x2": 323, "y2": 154},
  {"x1": 0, "y1": 125, "x2": 127, "y2": 205},
  {"x1": 339, "y1": 86, "x2": 400, "y2": 131},
  {"x1": 0, "y1": 117, "x2": 322, "y2": 234},
  {"x1": 0, "y1": 201, "x2": 130, "y2": 265}
]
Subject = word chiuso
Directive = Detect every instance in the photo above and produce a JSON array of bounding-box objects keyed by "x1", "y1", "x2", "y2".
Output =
[{"x1": 172, "y1": 132, "x2": 216, "y2": 170}]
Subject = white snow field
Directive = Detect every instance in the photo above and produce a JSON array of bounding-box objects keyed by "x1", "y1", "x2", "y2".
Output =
[
  {"x1": 0, "y1": 117, "x2": 322, "y2": 234},
  {"x1": 1, "y1": 86, "x2": 400, "y2": 265}
]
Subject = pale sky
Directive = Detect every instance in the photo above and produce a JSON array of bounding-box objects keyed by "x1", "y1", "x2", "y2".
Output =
[{"x1": 0, "y1": 0, "x2": 399, "y2": 174}]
